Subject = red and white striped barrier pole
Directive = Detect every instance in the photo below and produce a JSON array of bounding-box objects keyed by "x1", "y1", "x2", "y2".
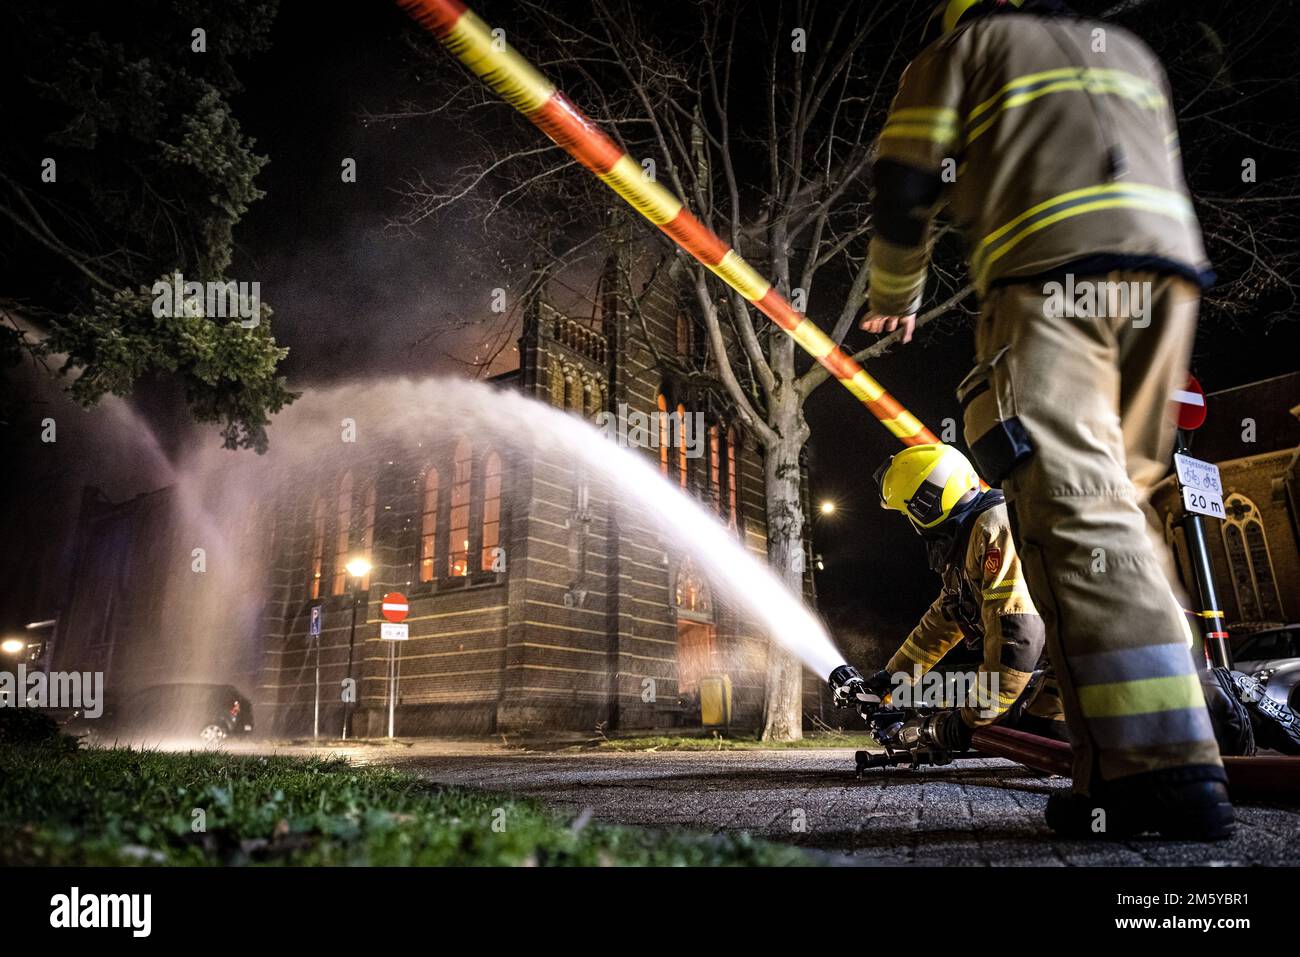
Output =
[{"x1": 399, "y1": 0, "x2": 939, "y2": 446}]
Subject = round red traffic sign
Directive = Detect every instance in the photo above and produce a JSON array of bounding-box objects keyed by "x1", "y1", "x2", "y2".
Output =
[
  {"x1": 381, "y1": 592, "x2": 409, "y2": 623},
  {"x1": 1171, "y1": 374, "x2": 1207, "y2": 431}
]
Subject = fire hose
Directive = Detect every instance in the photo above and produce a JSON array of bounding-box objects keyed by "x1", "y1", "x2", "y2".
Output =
[
  {"x1": 830, "y1": 665, "x2": 1300, "y2": 801},
  {"x1": 398, "y1": 0, "x2": 939, "y2": 447}
]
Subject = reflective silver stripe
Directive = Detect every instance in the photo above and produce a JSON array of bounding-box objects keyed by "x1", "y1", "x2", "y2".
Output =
[
  {"x1": 1069, "y1": 641, "x2": 1198, "y2": 687},
  {"x1": 1087, "y1": 706, "x2": 1215, "y2": 751}
]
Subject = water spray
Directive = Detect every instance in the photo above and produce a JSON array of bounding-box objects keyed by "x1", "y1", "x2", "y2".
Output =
[{"x1": 397, "y1": 0, "x2": 939, "y2": 450}]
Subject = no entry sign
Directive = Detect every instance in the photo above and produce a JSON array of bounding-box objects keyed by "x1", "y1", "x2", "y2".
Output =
[
  {"x1": 1171, "y1": 374, "x2": 1207, "y2": 431},
  {"x1": 381, "y1": 592, "x2": 409, "y2": 623}
]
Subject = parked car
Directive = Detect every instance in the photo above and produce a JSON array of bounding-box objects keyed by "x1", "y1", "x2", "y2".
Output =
[
  {"x1": 1232, "y1": 624, "x2": 1300, "y2": 712},
  {"x1": 66, "y1": 683, "x2": 254, "y2": 746}
]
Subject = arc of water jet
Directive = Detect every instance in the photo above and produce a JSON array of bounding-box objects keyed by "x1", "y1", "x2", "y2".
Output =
[{"x1": 398, "y1": 0, "x2": 939, "y2": 447}]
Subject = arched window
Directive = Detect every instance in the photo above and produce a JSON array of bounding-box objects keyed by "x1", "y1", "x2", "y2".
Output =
[
  {"x1": 547, "y1": 359, "x2": 565, "y2": 408},
  {"x1": 358, "y1": 481, "x2": 376, "y2": 591},
  {"x1": 583, "y1": 379, "x2": 601, "y2": 419},
  {"x1": 708, "y1": 424, "x2": 722, "y2": 514},
  {"x1": 481, "y1": 450, "x2": 503, "y2": 572},
  {"x1": 657, "y1": 393, "x2": 670, "y2": 477},
  {"x1": 448, "y1": 437, "x2": 472, "y2": 577},
  {"x1": 419, "y1": 466, "x2": 439, "y2": 584},
  {"x1": 676, "y1": 402, "x2": 689, "y2": 491},
  {"x1": 564, "y1": 370, "x2": 582, "y2": 413},
  {"x1": 1221, "y1": 494, "x2": 1283, "y2": 621},
  {"x1": 307, "y1": 496, "x2": 327, "y2": 600},
  {"x1": 726, "y1": 426, "x2": 740, "y2": 529},
  {"x1": 674, "y1": 556, "x2": 713, "y2": 620},
  {"x1": 330, "y1": 471, "x2": 354, "y2": 595}
]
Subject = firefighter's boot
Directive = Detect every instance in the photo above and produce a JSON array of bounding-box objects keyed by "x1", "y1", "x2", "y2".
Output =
[{"x1": 1044, "y1": 766, "x2": 1234, "y2": 840}]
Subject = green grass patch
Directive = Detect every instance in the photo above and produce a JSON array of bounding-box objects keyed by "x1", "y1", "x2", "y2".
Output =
[
  {"x1": 0, "y1": 743, "x2": 812, "y2": 866},
  {"x1": 593, "y1": 731, "x2": 881, "y2": 752}
]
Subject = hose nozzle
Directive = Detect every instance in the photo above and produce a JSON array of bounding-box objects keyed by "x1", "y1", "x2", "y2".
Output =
[
  {"x1": 829, "y1": 664, "x2": 892, "y2": 720},
  {"x1": 828, "y1": 664, "x2": 868, "y2": 711}
]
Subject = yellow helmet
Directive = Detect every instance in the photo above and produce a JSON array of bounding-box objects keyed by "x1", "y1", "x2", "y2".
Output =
[
  {"x1": 874, "y1": 443, "x2": 981, "y2": 530},
  {"x1": 927, "y1": 0, "x2": 1027, "y2": 39}
]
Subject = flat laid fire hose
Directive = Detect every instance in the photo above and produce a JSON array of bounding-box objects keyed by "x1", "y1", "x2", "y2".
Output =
[
  {"x1": 399, "y1": 0, "x2": 939, "y2": 447},
  {"x1": 972, "y1": 726, "x2": 1300, "y2": 802}
]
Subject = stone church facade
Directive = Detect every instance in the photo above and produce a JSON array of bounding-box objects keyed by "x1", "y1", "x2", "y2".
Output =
[
  {"x1": 1151, "y1": 371, "x2": 1300, "y2": 631},
  {"x1": 249, "y1": 254, "x2": 823, "y2": 736}
]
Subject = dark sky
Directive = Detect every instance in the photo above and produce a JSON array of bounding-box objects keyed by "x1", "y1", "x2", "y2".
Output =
[{"x1": 7, "y1": 0, "x2": 1299, "y2": 641}]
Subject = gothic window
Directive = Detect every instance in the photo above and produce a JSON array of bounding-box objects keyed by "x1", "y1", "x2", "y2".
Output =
[
  {"x1": 709, "y1": 424, "x2": 722, "y2": 514},
  {"x1": 330, "y1": 471, "x2": 354, "y2": 595},
  {"x1": 657, "y1": 392, "x2": 670, "y2": 477},
  {"x1": 448, "y1": 437, "x2": 472, "y2": 577},
  {"x1": 674, "y1": 556, "x2": 713, "y2": 621},
  {"x1": 726, "y1": 426, "x2": 740, "y2": 530},
  {"x1": 1221, "y1": 493, "x2": 1283, "y2": 621},
  {"x1": 481, "y1": 450, "x2": 503, "y2": 572},
  {"x1": 419, "y1": 467, "x2": 439, "y2": 584},
  {"x1": 676, "y1": 402, "x2": 689, "y2": 491},
  {"x1": 547, "y1": 358, "x2": 565, "y2": 408},
  {"x1": 307, "y1": 497, "x2": 327, "y2": 600},
  {"x1": 583, "y1": 378, "x2": 602, "y2": 419},
  {"x1": 563, "y1": 368, "x2": 582, "y2": 412}
]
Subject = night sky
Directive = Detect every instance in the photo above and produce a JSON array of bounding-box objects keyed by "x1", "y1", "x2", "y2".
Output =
[{"x1": 7, "y1": 0, "x2": 1300, "y2": 646}]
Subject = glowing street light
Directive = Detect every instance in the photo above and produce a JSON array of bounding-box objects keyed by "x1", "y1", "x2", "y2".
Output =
[
  {"x1": 342, "y1": 556, "x2": 372, "y2": 740},
  {"x1": 819, "y1": 501, "x2": 836, "y2": 515},
  {"x1": 1, "y1": 638, "x2": 25, "y2": 656}
]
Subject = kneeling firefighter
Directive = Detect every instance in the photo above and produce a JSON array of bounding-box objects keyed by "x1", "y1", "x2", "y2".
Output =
[{"x1": 837, "y1": 443, "x2": 1066, "y2": 754}]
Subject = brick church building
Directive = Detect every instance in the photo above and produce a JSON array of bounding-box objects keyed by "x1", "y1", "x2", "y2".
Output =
[{"x1": 48, "y1": 251, "x2": 823, "y2": 737}]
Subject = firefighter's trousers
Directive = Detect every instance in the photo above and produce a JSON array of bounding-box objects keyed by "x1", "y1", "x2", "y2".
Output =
[{"x1": 962, "y1": 270, "x2": 1222, "y2": 791}]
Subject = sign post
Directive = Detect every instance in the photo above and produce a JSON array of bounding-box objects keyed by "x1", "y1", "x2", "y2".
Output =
[
  {"x1": 1169, "y1": 375, "x2": 1232, "y2": 670},
  {"x1": 309, "y1": 605, "x2": 323, "y2": 741},
  {"x1": 380, "y1": 594, "x2": 409, "y2": 739}
]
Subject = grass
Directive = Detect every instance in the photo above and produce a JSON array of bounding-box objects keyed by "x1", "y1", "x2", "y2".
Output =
[
  {"x1": 0, "y1": 742, "x2": 812, "y2": 866},
  {"x1": 593, "y1": 730, "x2": 881, "y2": 752}
]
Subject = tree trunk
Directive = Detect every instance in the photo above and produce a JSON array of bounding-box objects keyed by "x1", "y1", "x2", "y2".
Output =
[{"x1": 760, "y1": 382, "x2": 808, "y2": 742}]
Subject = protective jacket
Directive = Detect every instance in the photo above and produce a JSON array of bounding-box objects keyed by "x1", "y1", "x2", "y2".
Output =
[
  {"x1": 885, "y1": 490, "x2": 1048, "y2": 727},
  {"x1": 867, "y1": 12, "x2": 1211, "y2": 315}
]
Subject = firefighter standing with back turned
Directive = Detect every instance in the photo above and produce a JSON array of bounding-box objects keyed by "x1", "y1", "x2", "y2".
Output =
[
  {"x1": 856, "y1": 443, "x2": 1067, "y2": 754},
  {"x1": 858, "y1": 0, "x2": 1231, "y2": 839}
]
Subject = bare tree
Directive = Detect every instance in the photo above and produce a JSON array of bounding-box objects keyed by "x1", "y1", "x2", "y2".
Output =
[{"x1": 385, "y1": 0, "x2": 1300, "y2": 739}]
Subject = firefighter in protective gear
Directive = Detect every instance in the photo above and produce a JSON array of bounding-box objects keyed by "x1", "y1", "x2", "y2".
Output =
[
  {"x1": 865, "y1": 444, "x2": 1065, "y2": 753},
  {"x1": 860, "y1": 0, "x2": 1231, "y2": 839}
]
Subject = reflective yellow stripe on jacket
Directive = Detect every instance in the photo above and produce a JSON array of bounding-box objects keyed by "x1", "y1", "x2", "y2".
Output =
[
  {"x1": 971, "y1": 183, "x2": 1194, "y2": 288},
  {"x1": 965, "y1": 68, "x2": 1165, "y2": 146}
]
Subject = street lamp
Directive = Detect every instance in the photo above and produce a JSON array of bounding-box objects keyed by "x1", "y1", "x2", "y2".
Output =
[
  {"x1": 1, "y1": 638, "x2": 25, "y2": 656},
  {"x1": 819, "y1": 500, "x2": 836, "y2": 515},
  {"x1": 341, "y1": 556, "x2": 372, "y2": 740}
]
